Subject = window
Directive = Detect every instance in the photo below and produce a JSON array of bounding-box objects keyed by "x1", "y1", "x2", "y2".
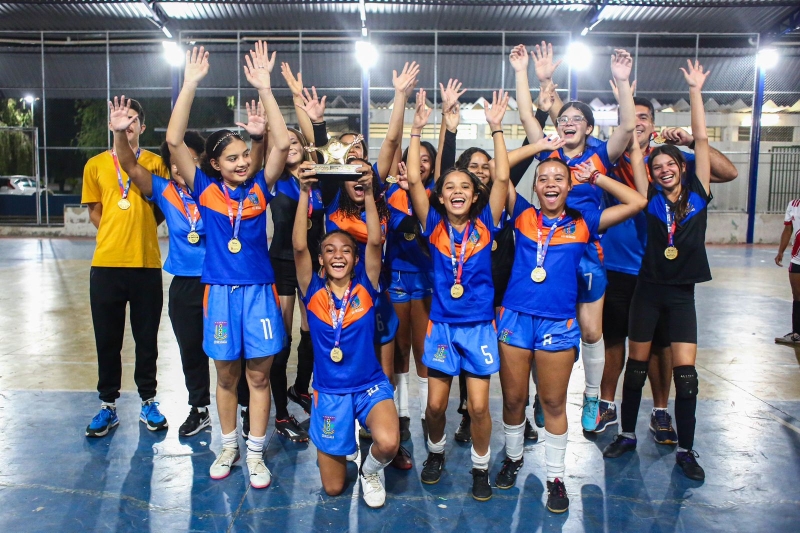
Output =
[
  {"x1": 738, "y1": 126, "x2": 750, "y2": 142},
  {"x1": 762, "y1": 127, "x2": 794, "y2": 143}
]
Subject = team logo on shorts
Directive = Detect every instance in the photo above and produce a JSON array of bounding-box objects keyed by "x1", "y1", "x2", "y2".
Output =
[
  {"x1": 499, "y1": 328, "x2": 512, "y2": 343},
  {"x1": 366, "y1": 384, "x2": 380, "y2": 396},
  {"x1": 213, "y1": 321, "x2": 228, "y2": 344},
  {"x1": 434, "y1": 344, "x2": 447, "y2": 363},
  {"x1": 322, "y1": 415, "x2": 335, "y2": 438}
]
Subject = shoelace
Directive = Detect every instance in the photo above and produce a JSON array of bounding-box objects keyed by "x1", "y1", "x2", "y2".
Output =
[
  {"x1": 362, "y1": 471, "x2": 382, "y2": 491},
  {"x1": 551, "y1": 479, "x2": 567, "y2": 498},
  {"x1": 681, "y1": 450, "x2": 701, "y2": 463},
  {"x1": 423, "y1": 453, "x2": 444, "y2": 468},
  {"x1": 248, "y1": 459, "x2": 268, "y2": 475},
  {"x1": 93, "y1": 408, "x2": 113, "y2": 423},
  {"x1": 216, "y1": 448, "x2": 238, "y2": 466},
  {"x1": 500, "y1": 458, "x2": 520, "y2": 473},
  {"x1": 654, "y1": 411, "x2": 672, "y2": 430}
]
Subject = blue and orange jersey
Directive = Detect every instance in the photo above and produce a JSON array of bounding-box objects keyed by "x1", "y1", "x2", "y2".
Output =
[
  {"x1": 302, "y1": 269, "x2": 385, "y2": 393},
  {"x1": 148, "y1": 175, "x2": 206, "y2": 277},
  {"x1": 325, "y1": 190, "x2": 388, "y2": 280},
  {"x1": 385, "y1": 183, "x2": 433, "y2": 273},
  {"x1": 502, "y1": 195, "x2": 601, "y2": 320},
  {"x1": 190, "y1": 168, "x2": 275, "y2": 285},
  {"x1": 423, "y1": 204, "x2": 498, "y2": 323}
]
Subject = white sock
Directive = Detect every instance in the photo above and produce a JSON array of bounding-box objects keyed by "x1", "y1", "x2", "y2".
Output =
[
  {"x1": 503, "y1": 421, "x2": 526, "y2": 461},
  {"x1": 101, "y1": 401, "x2": 116, "y2": 410},
  {"x1": 394, "y1": 372, "x2": 410, "y2": 418},
  {"x1": 417, "y1": 376, "x2": 429, "y2": 420},
  {"x1": 544, "y1": 429, "x2": 568, "y2": 482},
  {"x1": 246, "y1": 433, "x2": 265, "y2": 460},
  {"x1": 427, "y1": 434, "x2": 446, "y2": 454},
  {"x1": 652, "y1": 407, "x2": 667, "y2": 415},
  {"x1": 471, "y1": 445, "x2": 491, "y2": 471},
  {"x1": 582, "y1": 337, "x2": 605, "y2": 398},
  {"x1": 221, "y1": 429, "x2": 238, "y2": 450},
  {"x1": 362, "y1": 445, "x2": 391, "y2": 475},
  {"x1": 600, "y1": 398, "x2": 615, "y2": 408}
]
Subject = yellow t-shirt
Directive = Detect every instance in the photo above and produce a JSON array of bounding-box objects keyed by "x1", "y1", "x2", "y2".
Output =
[{"x1": 81, "y1": 149, "x2": 170, "y2": 268}]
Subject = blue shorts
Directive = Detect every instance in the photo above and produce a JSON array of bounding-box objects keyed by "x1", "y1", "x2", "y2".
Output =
[
  {"x1": 388, "y1": 270, "x2": 434, "y2": 303},
  {"x1": 310, "y1": 378, "x2": 395, "y2": 456},
  {"x1": 577, "y1": 243, "x2": 607, "y2": 304},
  {"x1": 423, "y1": 320, "x2": 500, "y2": 377},
  {"x1": 203, "y1": 284, "x2": 286, "y2": 361},
  {"x1": 497, "y1": 308, "x2": 581, "y2": 358},
  {"x1": 375, "y1": 291, "x2": 399, "y2": 345}
]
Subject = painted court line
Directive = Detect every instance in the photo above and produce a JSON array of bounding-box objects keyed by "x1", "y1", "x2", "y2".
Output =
[{"x1": 767, "y1": 412, "x2": 800, "y2": 435}]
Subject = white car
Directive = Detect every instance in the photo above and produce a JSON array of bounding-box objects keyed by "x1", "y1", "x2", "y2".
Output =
[{"x1": 0, "y1": 176, "x2": 42, "y2": 195}]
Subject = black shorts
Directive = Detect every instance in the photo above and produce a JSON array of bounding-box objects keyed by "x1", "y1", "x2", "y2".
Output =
[
  {"x1": 604, "y1": 271, "x2": 670, "y2": 347},
  {"x1": 271, "y1": 257, "x2": 299, "y2": 296},
  {"x1": 628, "y1": 279, "x2": 697, "y2": 345},
  {"x1": 790, "y1": 263, "x2": 800, "y2": 274},
  {"x1": 429, "y1": 368, "x2": 489, "y2": 381}
]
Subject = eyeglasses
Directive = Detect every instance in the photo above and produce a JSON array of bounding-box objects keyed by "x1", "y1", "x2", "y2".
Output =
[{"x1": 556, "y1": 116, "x2": 587, "y2": 125}]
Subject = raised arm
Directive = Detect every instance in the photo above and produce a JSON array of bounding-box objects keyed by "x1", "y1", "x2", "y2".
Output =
[
  {"x1": 408, "y1": 90, "x2": 433, "y2": 232},
  {"x1": 281, "y1": 62, "x2": 315, "y2": 147},
  {"x1": 436, "y1": 79, "x2": 465, "y2": 179},
  {"x1": 110, "y1": 96, "x2": 154, "y2": 196},
  {"x1": 234, "y1": 100, "x2": 267, "y2": 179},
  {"x1": 606, "y1": 49, "x2": 635, "y2": 163},
  {"x1": 511, "y1": 44, "x2": 544, "y2": 143},
  {"x1": 486, "y1": 90, "x2": 511, "y2": 226},
  {"x1": 166, "y1": 46, "x2": 209, "y2": 191},
  {"x1": 629, "y1": 136, "x2": 649, "y2": 197},
  {"x1": 532, "y1": 42, "x2": 564, "y2": 126},
  {"x1": 292, "y1": 169, "x2": 318, "y2": 296},
  {"x1": 681, "y1": 59, "x2": 711, "y2": 194},
  {"x1": 360, "y1": 163, "x2": 383, "y2": 291},
  {"x1": 659, "y1": 126, "x2": 738, "y2": 183},
  {"x1": 378, "y1": 61, "x2": 420, "y2": 181},
  {"x1": 574, "y1": 161, "x2": 647, "y2": 231}
]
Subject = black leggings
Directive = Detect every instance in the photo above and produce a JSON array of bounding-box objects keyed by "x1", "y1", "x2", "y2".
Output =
[{"x1": 168, "y1": 276, "x2": 210, "y2": 407}]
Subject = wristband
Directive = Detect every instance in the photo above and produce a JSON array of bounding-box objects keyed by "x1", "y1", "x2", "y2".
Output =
[
  {"x1": 491, "y1": 130, "x2": 504, "y2": 136},
  {"x1": 249, "y1": 134, "x2": 264, "y2": 142},
  {"x1": 410, "y1": 134, "x2": 421, "y2": 138},
  {"x1": 589, "y1": 170, "x2": 601, "y2": 185},
  {"x1": 311, "y1": 121, "x2": 325, "y2": 126},
  {"x1": 688, "y1": 140, "x2": 696, "y2": 150}
]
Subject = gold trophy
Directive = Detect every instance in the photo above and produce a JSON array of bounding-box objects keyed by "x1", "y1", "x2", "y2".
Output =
[{"x1": 305, "y1": 134, "x2": 364, "y2": 180}]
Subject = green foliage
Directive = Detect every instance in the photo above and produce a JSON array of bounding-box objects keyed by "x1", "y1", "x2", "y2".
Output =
[
  {"x1": 0, "y1": 98, "x2": 35, "y2": 175},
  {"x1": 74, "y1": 99, "x2": 108, "y2": 156}
]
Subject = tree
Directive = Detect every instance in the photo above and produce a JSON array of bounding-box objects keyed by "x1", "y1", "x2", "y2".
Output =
[{"x1": 0, "y1": 98, "x2": 35, "y2": 176}]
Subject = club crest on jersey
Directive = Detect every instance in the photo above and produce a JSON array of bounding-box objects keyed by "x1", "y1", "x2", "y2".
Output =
[
  {"x1": 350, "y1": 294, "x2": 362, "y2": 312},
  {"x1": 248, "y1": 192, "x2": 261, "y2": 210},
  {"x1": 434, "y1": 344, "x2": 447, "y2": 363},
  {"x1": 562, "y1": 222, "x2": 577, "y2": 239},
  {"x1": 469, "y1": 228, "x2": 480, "y2": 245},
  {"x1": 499, "y1": 329, "x2": 512, "y2": 343},
  {"x1": 213, "y1": 322, "x2": 228, "y2": 344},
  {"x1": 322, "y1": 416, "x2": 335, "y2": 438}
]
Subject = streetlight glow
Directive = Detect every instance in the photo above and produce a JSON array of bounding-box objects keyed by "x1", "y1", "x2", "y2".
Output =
[
  {"x1": 355, "y1": 41, "x2": 378, "y2": 70},
  {"x1": 757, "y1": 48, "x2": 779, "y2": 70},
  {"x1": 162, "y1": 41, "x2": 184, "y2": 67},
  {"x1": 566, "y1": 41, "x2": 592, "y2": 71}
]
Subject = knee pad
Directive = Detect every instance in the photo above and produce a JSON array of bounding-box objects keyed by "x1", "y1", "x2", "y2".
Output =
[
  {"x1": 623, "y1": 358, "x2": 649, "y2": 390},
  {"x1": 673, "y1": 365, "x2": 698, "y2": 400}
]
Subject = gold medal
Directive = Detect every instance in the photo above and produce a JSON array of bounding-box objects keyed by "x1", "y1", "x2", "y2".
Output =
[
  {"x1": 307, "y1": 218, "x2": 313, "y2": 230},
  {"x1": 118, "y1": 198, "x2": 131, "y2": 210},
  {"x1": 653, "y1": 134, "x2": 666, "y2": 144},
  {"x1": 187, "y1": 231, "x2": 200, "y2": 244},
  {"x1": 404, "y1": 233, "x2": 416, "y2": 241},
  {"x1": 531, "y1": 266, "x2": 547, "y2": 283},
  {"x1": 228, "y1": 238, "x2": 242, "y2": 254},
  {"x1": 491, "y1": 240, "x2": 498, "y2": 251},
  {"x1": 664, "y1": 246, "x2": 678, "y2": 260},
  {"x1": 385, "y1": 175, "x2": 398, "y2": 184},
  {"x1": 330, "y1": 347, "x2": 343, "y2": 362},
  {"x1": 450, "y1": 283, "x2": 464, "y2": 299}
]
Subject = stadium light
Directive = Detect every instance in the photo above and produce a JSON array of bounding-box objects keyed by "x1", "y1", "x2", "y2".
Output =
[
  {"x1": 162, "y1": 41, "x2": 184, "y2": 67},
  {"x1": 757, "y1": 48, "x2": 779, "y2": 70},
  {"x1": 566, "y1": 41, "x2": 592, "y2": 71},
  {"x1": 355, "y1": 41, "x2": 378, "y2": 70}
]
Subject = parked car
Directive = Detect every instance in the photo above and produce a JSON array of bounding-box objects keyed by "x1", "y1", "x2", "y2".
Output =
[{"x1": 0, "y1": 176, "x2": 50, "y2": 195}]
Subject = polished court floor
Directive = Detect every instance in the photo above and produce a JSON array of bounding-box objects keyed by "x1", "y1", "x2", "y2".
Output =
[{"x1": 0, "y1": 238, "x2": 798, "y2": 532}]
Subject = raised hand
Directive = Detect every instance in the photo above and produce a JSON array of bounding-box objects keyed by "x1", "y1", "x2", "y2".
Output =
[
  {"x1": 393, "y1": 61, "x2": 421, "y2": 96},
  {"x1": 538, "y1": 81, "x2": 559, "y2": 113},
  {"x1": 234, "y1": 100, "x2": 267, "y2": 136},
  {"x1": 397, "y1": 161, "x2": 408, "y2": 182},
  {"x1": 660, "y1": 127, "x2": 694, "y2": 147},
  {"x1": 297, "y1": 161, "x2": 318, "y2": 191},
  {"x1": 609, "y1": 79, "x2": 637, "y2": 102},
  {"x1": 610, "y1": 49, "x2": 633, "y2": 82},
  {"x1": 299, "y1": 86, "x2": 327, "y2": 123},
  {"x1": 573, "y1": 160, "x2": 599, "y2": 183},
  {"x1": 108, "y1": 95, "x2": 137, "y2": 132},
  {"x1": 532, "y1": 41, "x2": 562, "y2": 83},
  {"x1": 509, "y1": 44, "x2": 529, "y2": 73},
  {"x1": 532, "y1": 134, "x2": 566, "y2": 154},
  {"x1": 439, "y1": 78, "x2": 466, "y2": 113},
  {"x1": 243, "y1": 40, "x2": 277, "y2": 91},
  {"x1": 412, "y1": 89, "x2": 432, "y2": 131},
  {"x1": 356, "y1": 161, "x2": 375, "y2": 187},
  {"x1": 183, "y1": 46, "x2": 210, "y2": 86},
  {"x1": 680, "y1": 59, "x2": 711, "y2": 91},
  {"x1": 281, "y1": 62, "x2": 303, "y2": 98},
  {"x1": 485, "y1": 90, "x2": 510, "y2": 130}
]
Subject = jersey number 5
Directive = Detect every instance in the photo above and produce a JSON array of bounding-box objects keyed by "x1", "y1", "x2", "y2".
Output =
[
  {"x1": 481, "y1": 345, "x2": 493, "y2": 365},
  {"x1": 260, "y1": 318, "x2": 273, "y2": 340}
]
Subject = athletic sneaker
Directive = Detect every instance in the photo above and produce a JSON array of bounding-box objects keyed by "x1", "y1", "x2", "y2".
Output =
[
  {"x1": 581, "y1": 394, "x2": 600, "y2": 432},
  {"x1": 533, "y1": 394, "x2": 545, "y2": 428},
  {"x1": 210, "y1": 447, "x2": 240, "y2": 480},
  {"x1": 179, "y1": 407, "x2": 211, "y2": 437},
  {"x1": 241, "y1": 407, "x2": 250, "y2": 439},
  {"x1": 140, "y1": 399, "x2": 168, "y2": 431},
  {"x1": 454, "y1": 415, "x2": 471, "y2": 442},
  {"x1": 275, "y1": 415, "x2": 309, "y2": 442},
  {"x1": 360, "y1": 469, "x2": 386, "y2": 508},
  {"x1": 495, "y1": 457, "x2": 524, "y2": 489},
  {"x1": 650, "y1": 410, "x2": 678, "y2": 445},
  {"x1": 593, "y1": 401, "x2": 618, "y2": 433},
  {"x1": 399, "y1": 416, "x2": 411, "y2": 442},
  {"x1": 287, "y1": 385, "x2": 312, "y2": 414},
  {"x1": 602, "y1": 434, "x2": 637, "y2": 458},
  {"x1": 676, "y1": 450, "x2": 705, "y2": 481},
  {"x1": 390, "y1": 445, "x2": 413, "y2": 470},
  {"x1": 546, "y1": 478, "x2": 569, "y2": 513},
  {"x1": 421, "y1": 451, "x2": 445, "y2": 484},
  {"x1": 775, "y1": 332, "x2": 800, "y2": 345},
  {"x1": 246, "y1": 457, "x2": 272, "y2": 489},
  {"x1": 471, "y1": 468, "x2": 492, "y2": 501},
  {"x1": 524, "y1": 418, "x2": 538, "y2": 442},
  {"x1": 85, "y1": 405, "x2": 119, "y2": 438}
]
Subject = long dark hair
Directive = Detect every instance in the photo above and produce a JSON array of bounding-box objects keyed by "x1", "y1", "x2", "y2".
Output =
[
  {"x1": 402, "y1": 141, "x2": 438, "y2": 185},
  {"x1": 336, "y1": 157, "x2": 390, "y2": 222},
  {"x1": 282, "y1": 127, "x2": 312, "y2": 180},
  {"x1": 455, "y1": 147, "x2": 491, "y2": 171},
  {"x1": 160, "y1": 130, "x2": 205, "y2": 174},
  {"x1": 647, "y1": 145, "x2": 689, "y2": 222},
  {"x1": 337, "y1": 131, "x2": 368, "y2": 158},
  {"x1": 534, "y1": 158, "x2": 582, "y2": 220},
  {"x1": 201, "y1": 129, "x2": 245, "y2": 179},
  {"x1": 430, "y1": 167, "x2": 490, "y2": 221}
]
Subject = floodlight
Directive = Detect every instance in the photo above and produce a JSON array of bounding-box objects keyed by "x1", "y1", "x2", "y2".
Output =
[
  {"x1": 757, "y1": 48, "x2": 779, "y2": 70},
  {"x1": 566, "y1": 41, "x2": 592, "y2": 71},
  {"x1": 24, "y1": 95, "x2": 34, "y2": 104},
  {"x1": 162, "y1": 41, "x2": 184, "y2": 67},
  {"x1": 355, "y1": 41, "x2": 378, "y2": 70}
]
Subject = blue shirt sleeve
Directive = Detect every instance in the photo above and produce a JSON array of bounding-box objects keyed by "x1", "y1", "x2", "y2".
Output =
[
  {"x1": 478, "y1": 203, "x2": 499, "y2": 235},
  {"x1": 422, "y1": 207, "x2": 442, "y2": 238},
  {"x1": 147, "y1": 174, "x2": 168, "y2": 203},
  {"x1": 509, "y1": 194, "x2": 531, "y2": 225},
  {"x1": 356, "y1": 265, "x2": 381, "y2": 297},
  {"x1": 189, "y1": 168, "x2": 213, "y2": 202},
  {"x1": 582, "y1": 208, "x2": 602, "y2": 237},
  {"x1": 253, "y1": 170, "x2": 275, "y2": 202},
  {"x1": 535, "y1": 150, "x2": 554, "y2": 162},
  {"x1": 301, "y1": 272, "x2": 324, "y2": 303}
]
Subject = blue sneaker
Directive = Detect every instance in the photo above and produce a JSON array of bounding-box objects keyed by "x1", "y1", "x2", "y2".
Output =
[
  {"x1": 593, "y1": 401, "x2": 618, "y2": 433},
  {"x1": 140, "y1": 399, "x2": 168, "y2": 431},
  {"x1": 86, "y1": 405, "x2": 119, "y2": 438},
  {"x1": 650, "y1": 410, "x2": 678, "y2": 445},
  {"x1": 533, "y1": 394, "x2": 545, "y2": 428},
  {"x1": 581, "y1": 393, "x2": 600, "y2": 432}
]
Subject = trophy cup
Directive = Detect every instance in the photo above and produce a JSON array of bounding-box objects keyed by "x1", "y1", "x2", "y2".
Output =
[{"x1": 305, "y1": 134, "x2": 364, "y2": 180}]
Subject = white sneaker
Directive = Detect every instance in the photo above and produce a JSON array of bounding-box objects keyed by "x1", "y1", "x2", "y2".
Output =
[
  {"x1": 247, "y1": 457, "x2": 272, "y2": 489},
  {"x1": 775, "y1": 332, "x2": 800, "y2": 344},
  {"x1": 360, "y1": 469, "x2": 386, "y2": 508},
  {"x1": 210, "y1": 447, "x2": 239, "y2": 480}
]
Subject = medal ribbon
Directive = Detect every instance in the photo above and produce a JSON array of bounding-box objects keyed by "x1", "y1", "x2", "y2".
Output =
[
  {"x1": 221, "y1": 183, "x2": 248, "y2": 242},
  {"x1": 665, "y1": 203, "x2": 676, "y2": 247},
  {"x1": 447, "y1": 220, "x2": 471, "y2": 285},
  {"x1": 111, "y1": 148, "x2": 140, "y2": 200},
  {"x1": 173, "y1": 182, "x2": 198, "y2": 233},
  {"x1": 326, "y1": 280, "x2": 353, "y2": 350},
  {"x1": 536, "y1": 211, "x2": 565, "y2": 269}
]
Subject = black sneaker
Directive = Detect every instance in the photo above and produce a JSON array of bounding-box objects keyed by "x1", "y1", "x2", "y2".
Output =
[
  {"x1": 275, "y1": 415, "x2": 309, "y2": 442},
  {"x1": 421, "y1": 451, "x2": 445, "y2": 484},
  {"x1": 495, "y1": 457, "x2": 524, "y2": 489},
  {"x1": 546, "y1": 478, "x2": 569, "y2": 513},
  {"x1": 676, "y1": 450, "x2": 706, "y2": 481},
  {"x1": 471, "y1": 468, "x2": 492, "y2": 501},
  {"x1": 524, "y1": 418, "x2": 538, "y2": 442},
  {"x1": 454, "y1": 415, "x2": 471, "y2": 443},
  {"x1": 399, "y1": 416, "x2": 411, "y2": 442},
  {"x1": 602, "y1": 434, "x2": 637, "y2": 458},
  {"x1": 179, "y1": 407, "x2": 211, "y2": 437},
  {"x1": 241, "y1": 407, "x2": 250, "y2": 439},
  {"x1": 287, "y1": 385, "x2": 312, "y2": 414}
]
